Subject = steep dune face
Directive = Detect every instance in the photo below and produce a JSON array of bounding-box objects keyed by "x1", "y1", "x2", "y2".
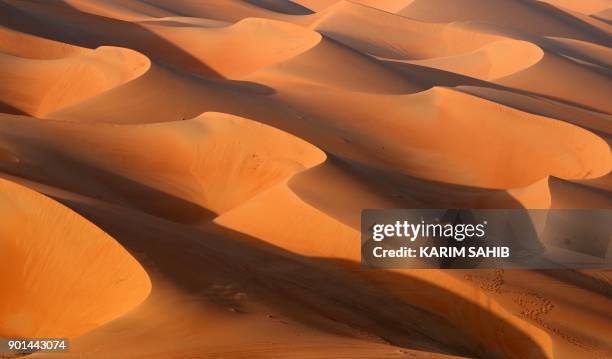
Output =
[
  {"x1": 0, "y1": 178, "x2": 150, "y2": 338},
  {"x1": 398, "y1": 0, "x2": 611, "y2": 46},
  {"x1": 240, "y1": 81, "x2": 610, "y2": 188},
  {"x1": 245, "y1": 36, "x2": 424, "y2": 94},
  {"x1": 142, "y1": 17, "x2": 322, "y2": 78},
  {"x1": 404, "y1": 39, "x2": 544, "y2": 80},
  {"x1": 457, "y1": 86, "x2": 612, "y2": 136},
  {"x1": 293, "y1": 0, "x2": 338, "y2": 11},
  {"x1": 593, "y1": 7, "x2": 612, "y2": 22},
  {"x1": 541, "y1": 0, "x2": 612, "y2": 15},
  {"x1": 545, "y1": 36, "x2": 612, "y2": 68},
  {"x1": 0, "y1": 26, "x2": 88, "y2": 59},
  {"x1": 1, "y1": 0, "x2": 611, "y2": 358},
  {"x1": 136, "y1": 0, "x2": 298, "y2": 22},
  {"x1": 0, "y1": 113, "x2": 324, "y2": 221},
  {"x1": 0, "y1": 0, "x2": 225, "y2": 77},
  {"x1": 296, "y1": 0, "x2": 415, "y2": 13},
  {"x1": 214, "y1": 175, "x2": 555, "y2": 359},
  {"x1": 495, "y1": 50, "x2": 612, "y2": 113},
  {"x1": 182, "y1": 112, "x2": 325, "y2": 213},
  {"x1": 44, "y1": 59, "x2": 324, "y2": 129},
  {"x1": 62, "y1": 0, "x2": 175, "y2": 20},
  {"x1": 302, "y1": 2, "x2": 544, "y2": 81},
  {"x1": 307, "y1": 2, "x2": 504, "y2": 60},
  {"x1": 0, "y1": 46, "x2": 149, "y2": 116},
  {"x1": 245, "y1": 0, "x2": 314, "y2": 15}
]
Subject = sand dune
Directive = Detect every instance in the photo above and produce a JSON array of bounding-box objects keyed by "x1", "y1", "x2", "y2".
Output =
[
  {"x1": 237, "y1": 81, "x2": 610, "y2": 188},
  {"x1": 134, "y1": 0, "x2": 302, "y2": 22},
  {"x1": 400, "y1": 39, "x2": 544, "y2": 80},
  {"x1": 306, "y1": 2, "x2": 504, "y2": 60},
  {"x1": 1, "y1": 0, "x2": 611, "y2": 358},
  {"x1": 542, "y1": 0, "x2": 612, "y2": 15},
  {"x1": 398, "y1": 0, "x2": 611, "y2": 46},
  {"x1": 0, "y1": 46, "x2": 149, "y2": 116},
  {"x1": 141, "y1": 17, "x2": 322, "y2": 78},
  {"x1": 296, "y1": 0, "x2": 416, "y2": 13},
  {"x1": 214, "y1": 183, "x2": 556, "y2": 358},
  {"x1": 495, "y1": 49, "x2": 612, "y2": 114},
  {"x1": 246, "y1": 36, "x2": 424, "y2": 93},
  {"x1": 0, "y1": 113, "x2": 324, "y2": 221},
  {"x1": 62, "y1": 0, "x2": 174, "y2": 20},
  {"x1": 0, "y1": 26, "x2": 88, "y2": 60},
  {"x1": 593, "y1": 7, "x2": 612, "y2": 22},
  {"x1": 0, "y1": 178, "x2": 150, "y2": 338}
]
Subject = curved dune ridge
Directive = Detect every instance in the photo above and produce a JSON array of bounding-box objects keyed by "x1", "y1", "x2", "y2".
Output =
[
  {"x1": 540, "y1": 0, "x2": 612, "y2": 16},
  {"x1": 0, "y1": 26, "x2": 89, "y2": 60},
  {"x1": 0, "y1": 46, "x2": 150, "y2": 116},
  {"x1": 397, "y1": 0, "x2": 612, "y2": 45},
  {"x1": 141, "y1": 17, "x2": 322, "y2": 78},
  {"x1": 404, "y1": 39, "x2": 545, "y2": 80},
  {"x1": 81, "y1": 111, "x2": 326, "y2": 216},
  {"x1": 184, "y1": 112, "x2": 326, "y2": 213},
  {"x1": 295, "y1": 0, "x2": 417, "y2": 12},
  {"x1": 61, "y1": 0, "x2": 175, "y2": 20},
  {"x1": 0, "y1": 113, "x2": 325, "y2": 222},
  {"x1": 0, "y1": 178, "x2": 151, "y2": 338},
  {"x1": 232, "y1": 82, "x2": 610, "y2": 189},
  {"x1": 305, "y1": 1, "x2": 505, "y2": 60},
  {"x1": 0, "y1": 0, "x2": 611, "y2": 358}
]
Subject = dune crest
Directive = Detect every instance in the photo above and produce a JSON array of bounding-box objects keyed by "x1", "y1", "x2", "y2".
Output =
[
  {"x1": 399, "y1": 39, "x2": 544, "y2": 80},
  {"x1": 398, "y1": 0, "x2": 611, "y2": 46},
  {"x1": 0, "y1": 46, "x2": 150, "y2": 116},
  {"x1": 306, "y1": 1, "x2": 504, "y2": 60},
  {"x1": 144, "y1": 17, "x2": 322, "y2": 78},
  {"x1": 237, "y1": 82, "x2": 611, "y2": 189},
  {"x1": 0, "y1": 26, "x2": 88, "y2": 60},
  {"x1": 0, "y1": 178, "x2": 151, "y2": 338},
  {"x1": 0, "y1": 112, "x2": 325, "y2": 222},
  {"x1": 541, "y1": 0, "x2": 612, "y2": 15},
  {"x1": 296, "y1": 0, "x2": 415, "y2": 13},
  {"x1": 0, "y1": 1, "x2": 611, "y2": 358},
  {"x1": 185, "y1": 112, "x2": 326, "y2": 213}
]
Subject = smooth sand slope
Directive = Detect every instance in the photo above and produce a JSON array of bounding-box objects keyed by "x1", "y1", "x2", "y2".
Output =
[
  {"x1": 0, "y1": 178, "x2": 150, "y2": 338},
  {"x1": 0, "y1": 0, "x2": 611, "y2": 358},
  {"x1": 0, "y1": 46, "x2": 149, "y2": 116}
]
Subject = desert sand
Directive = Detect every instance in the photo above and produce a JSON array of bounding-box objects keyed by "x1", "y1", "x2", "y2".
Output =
[{"x1": 0, "y1": 0, "x2": 611, "y2": 358}]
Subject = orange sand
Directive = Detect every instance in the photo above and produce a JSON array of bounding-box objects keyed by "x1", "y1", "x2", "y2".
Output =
[{"x1": 0, "y1": 0, "x2": 610, "y2": 358}]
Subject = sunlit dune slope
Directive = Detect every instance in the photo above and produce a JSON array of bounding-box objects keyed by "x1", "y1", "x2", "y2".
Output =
[
  {"x1": 398, "y1": 0, "x2": 611, "y2": 46},
  {"x1": 247, "y1": 35, "x2": 423, "y2": 93},
  {"x1": 306, "y1": 1, "x2": 504, "y2": 60},
  {"x1": 215, "y1": 170, "x2": 555, "y2": 359},
  {"x1": 131, "y1": 0, "x2": 308, "y2": 21},
  {"x1": 593, "y1": 7, "x2": 612, "y2": 22},
  {"x1": 0, "y1": 46, "x2": 149, "y2": 116},
  {"x1": 394, "y1": 39, "x2": 543, "y2": 81},
  {"x1": 0, "y1": 0, "x2": 611, "y2": 358},
  {"x1": 240, "y1": 78, "x2": 611, "y2": 188},
  {"x1": 0, "y1": 178, "x2": 150, "y2": 338},
  {"x1": 140, "y1": 17, "x2": 322, "y2": 78},
  {"x1": 542, "y1": 0, "x2": 612, "y2": 15},
  {"x1": 299, "y1": 2, "x2": 548, "y2": 83},
  {"x1": 62, "y1": 0, "x2": 175, "y2": 20},
  {"x1": 296, "y1": 0, "x2": 416, "y2": 13},
  {"x1": 0, "y1": 113, "x2": 324, "y2": 221},
  {"x1": 0, "y1": 26, "x2": 88, "y2": 59},
  {"x1": 494, "y1": 49, "x2": 612, "y2": 113}
]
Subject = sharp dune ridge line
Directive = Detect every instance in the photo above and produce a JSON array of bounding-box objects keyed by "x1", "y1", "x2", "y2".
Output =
[{"x1": 0, "y1": 0, "x2": 610, "y2": 358}]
